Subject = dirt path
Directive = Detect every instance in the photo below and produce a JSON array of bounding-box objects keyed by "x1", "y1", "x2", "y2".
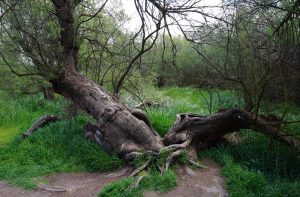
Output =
[
  {"x1": 0, "y1": 167, "x2": 130, "y2": 197},
  {"x1": 145, "y1": 160, "x2": 228, "y2": 197},
  {"x1": 0, "y1": 160, "x2": 227, "y2": 197}
]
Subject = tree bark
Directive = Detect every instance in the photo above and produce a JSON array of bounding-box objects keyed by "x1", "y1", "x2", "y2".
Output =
[
  {"x1": 46, "y1": 0, "x2": 299, "y2": 163},
  {"x1": 49, "y1": 67, "x2": 300, "y2": 163},
  {"x1": 163, "y1": 109, "x2": 300, "y2": 149},
  {"x1": 51, "y1": 68, "x2": 163, "y2": 160},
  {"x1": 42, "y1": 87, "x2": 55, "y2": 100}
]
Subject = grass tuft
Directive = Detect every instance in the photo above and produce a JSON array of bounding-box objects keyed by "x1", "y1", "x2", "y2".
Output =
[{"x1": 99, "y1": 169, "x2": 177, "y2": 197}]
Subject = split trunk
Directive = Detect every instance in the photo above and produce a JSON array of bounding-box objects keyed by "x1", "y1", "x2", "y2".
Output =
[{"x1": 50, "y1": 68, "x2": 299, "y2": 162}]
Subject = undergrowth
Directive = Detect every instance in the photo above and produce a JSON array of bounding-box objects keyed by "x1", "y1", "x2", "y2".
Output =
[
  {"x1": 0, "y1": 91, "x2": 65, "y2": 145},
  {"x1": 146, "y1": 87, "x2": 239, "y2": 136}
]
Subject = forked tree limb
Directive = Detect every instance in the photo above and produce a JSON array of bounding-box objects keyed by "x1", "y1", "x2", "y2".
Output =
[
  {"x1": 43, "y1": 0, "x2": 299, "y2": 165},
  {"x1": 163, "y1": 108, "x2": 300, "y2": 149}
]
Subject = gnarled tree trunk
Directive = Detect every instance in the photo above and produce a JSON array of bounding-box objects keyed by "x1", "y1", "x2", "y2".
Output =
[
  {"x1": 51, "y1": 68, "x2": 163, "y2": 160},
  {"x1": 49, "y1": 67, "x2": 300, "y2": 163},
  {"x1": 47, "y1": 0, "x2": 299, "y2": 163}
]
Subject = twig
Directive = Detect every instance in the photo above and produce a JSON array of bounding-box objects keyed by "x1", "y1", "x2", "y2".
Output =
[
  {"x1": 127, "y1": 174, "x2": 147, "y2": 191},
  {"x1": 129, "y1": 159, "x2": 151, "y2": 177},
  {"x1": 164, "y1": 149, "x2": 183, "y2": 173},
  {"x1": 187, "y1": 159, "x2": 208, "y2": 169}
]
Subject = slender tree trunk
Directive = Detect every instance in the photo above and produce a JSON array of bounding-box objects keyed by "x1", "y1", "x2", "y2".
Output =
[{"x1": 42, "y1": 87, "x2": 55, "y2": 100}]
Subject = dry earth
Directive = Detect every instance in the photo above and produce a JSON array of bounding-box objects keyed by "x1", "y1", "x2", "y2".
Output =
[{"x1": 0, "y1": 160, "x2": 227, "y2": 197}]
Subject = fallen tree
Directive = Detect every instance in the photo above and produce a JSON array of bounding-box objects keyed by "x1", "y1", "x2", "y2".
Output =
[
  {"x1": 50, "y1": 60, "x2": 300, "y2": 171},
  {"x1": 3, "y1": 0, "x2": 300, "y2": 175}
]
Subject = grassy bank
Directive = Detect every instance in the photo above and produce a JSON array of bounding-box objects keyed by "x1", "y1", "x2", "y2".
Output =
[
  {"x1": 0, "y1": 91, "x2": 122, "y2": 188},
  {"x1": 0, "y1": 91, "x2": 64, "y2": 145}
]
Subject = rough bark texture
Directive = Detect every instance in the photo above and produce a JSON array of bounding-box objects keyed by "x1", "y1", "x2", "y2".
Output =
[
  {"x1": 51, "y1": 68, "x2": 163, "y2": 160},
  {"x1": 50, "y1": 69, "x2": 299, "y2": 162},
  {"x1": 163, "y1": 109, "x2": 300, "y2": 149},
  {"x1": 48, "y1": 0, "x2": 161, "y2": 160},
  {"x1": 42, "y1": 87, "x2": 55, "y2": 100},
  {"x1": 44, "y1": 0, "x2": 299, "y2": 163}
]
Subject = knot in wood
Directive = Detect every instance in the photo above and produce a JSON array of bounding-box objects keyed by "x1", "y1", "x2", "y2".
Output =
[
  {"x1": 104, "y1": 106, "x2": 116, "y2": 117},
  {"x1": 98, "y1": 105, "x2": 122, "y2": 128},
  {"x1": 176, "y1": 132, "x2": 188, "y2": 142}
]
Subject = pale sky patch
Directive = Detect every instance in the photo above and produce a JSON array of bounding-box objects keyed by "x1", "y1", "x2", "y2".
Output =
[{"x1": 117, "y1": 0, "x2": 223, "y2": 35}]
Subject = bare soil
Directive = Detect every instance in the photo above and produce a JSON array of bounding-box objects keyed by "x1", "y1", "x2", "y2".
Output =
[
  {"x1": 0, "y1": 160, "x2": 227, "y2": 197},
  {"x1": 145, "y1": 160, "x2": 228, "y2": 197}
]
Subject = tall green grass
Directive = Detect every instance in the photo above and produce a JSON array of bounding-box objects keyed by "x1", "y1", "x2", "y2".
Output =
[
  {"x1": 0, "y1": 91, "x2": 123, "y2": 189},
  {"x1": 0, "y1": 118, "x2": 123, "y2": 188},
  {"x1": 0, "y1": 91, "x2": 64, "y2": 145},
  {"x1": 146, "y1": 87, "x2": 239, "y2": 136},
  {"x1": 200, "y1": 131, "x2": 300, "y2": 197},
  {"x1": 1, "y1": 87, "x2": 300, "y2": 197}
]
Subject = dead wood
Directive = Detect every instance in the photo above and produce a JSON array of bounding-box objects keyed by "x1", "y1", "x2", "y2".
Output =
[
  {"x1": 36, "y1": 183, "x2": 67, "y2": 192},
  {"x1": 163, "y1": 108, "x2": 300, "y2": 149},
  {"x1": 134, "y1": 100, "x2": 160, "y2": 109},
  {"x1": 21, "y1": 115, "x2": 60, "y2": 138},
  {"x1": 43, "y1": 0, "x2": 299, "y2": 171}
]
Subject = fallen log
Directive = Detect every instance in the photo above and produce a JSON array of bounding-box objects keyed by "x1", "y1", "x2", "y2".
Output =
[
  {"x1": 163, "y1": 109, "x2": 300, "y2": 149},
  {"x1": 21, "y1": 115, "x2": 60, "y2": 138}
]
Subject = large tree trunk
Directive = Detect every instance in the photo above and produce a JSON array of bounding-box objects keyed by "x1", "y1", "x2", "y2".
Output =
[
  {"x1": 49, "y1": 68, "x2": 300, "y2": 163},
  {"x1": 49, "y1": 0, "x2": 162, "y2": 161},
  {"x1": 163, "y1": 109, "x2": 300, "y2": 148},
  {"x1": 47, "y1": 0, "x2": 299, "y2": 164},
  {"x1": 51, "y1": 68, "x2": 163, "y2": 160}
]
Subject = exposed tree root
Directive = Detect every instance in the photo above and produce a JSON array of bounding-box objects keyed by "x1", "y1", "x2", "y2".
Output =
[
  {"x1": 159, "y1": 138, "x2": 192, "y2": 153},
  {"x1": 22, "y1": 107, "x2": 299, "y2": 183},
  {"x1": 33, "y1": 178, "x2": 66, "y2": 192},
  {"x1": 112, "y1": 108, "x2": 299, "y2": 180},
  {"x1": 187, "y1": 159, "x2": 208, "y2": 169},
  {"x1": 130, "y1": 159, "x2": 151, "y2": 177},
  {"x1": 127, "y1": 173, "x2": 147, "y2": 191},
  {"x1": 164, "y1": 149, "x2": 183, "y2": 173},
  {"x1": 127, "y1": 138, "x2": 206, "y2": 177},
  {"x1": 36, "y1": 183, "x2": 67, "y2": 192}
]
